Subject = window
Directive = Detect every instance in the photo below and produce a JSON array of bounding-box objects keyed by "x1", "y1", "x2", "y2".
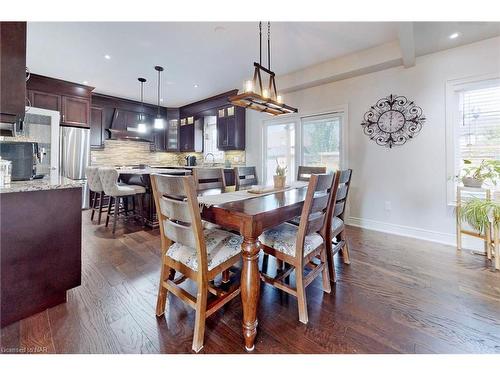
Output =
[
  {"x1": 301, "y1": 114, "x2": 342, "y2": 173},
  {"x1": 263, "y1": 110, "x2": 346, "y2": 185},
  {"x1": 203, "y1": 116, "x2": 224, "y2": 163},
  {"x1": 446, "y1": 75, "x2": 500, "y2": 204},
  {"x1": 263, "y1": 121, "x2": 296, "y2": 185}
]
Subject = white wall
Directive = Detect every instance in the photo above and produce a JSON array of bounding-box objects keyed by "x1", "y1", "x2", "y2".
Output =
[{"x1": 245, "y1": 37, "x2": 500, "y2": 249}]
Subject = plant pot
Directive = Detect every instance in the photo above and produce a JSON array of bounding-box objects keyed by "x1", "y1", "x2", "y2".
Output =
[
  {"x1": 462, "y1": 177, "x2": 484, "y2": 188},
  {"x1": 273, "y1": 175, "x2": 286, "y2": 189}
]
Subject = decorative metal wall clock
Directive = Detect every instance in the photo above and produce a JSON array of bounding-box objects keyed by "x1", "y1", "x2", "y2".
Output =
[{"x1": 361, "y1": 94, "x2": 426, "y2": 148}]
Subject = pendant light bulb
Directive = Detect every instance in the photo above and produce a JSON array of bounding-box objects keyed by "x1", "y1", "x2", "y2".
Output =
[
  {"x1": 154, "y1": 117, "x2": 165, "y2": 129},
  {"x1": 244, "y1": 80, "x2": 254, "y2": 93},
  {"x1": 262, "y1": 89, "x2": 269, "y2": 99},
  {"x1": 137, "y1": 122, "x2": 146, "y2": 133},
  {"x1": 277, "y1": 95, "x2": 283, "y2": 104},
  {"x1": 154, "y1": 66, "x2": 165, "y2": 129}
]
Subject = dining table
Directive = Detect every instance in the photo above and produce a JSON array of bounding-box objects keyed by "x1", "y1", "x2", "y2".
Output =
[{"x1": 198, "y1": 181, "x2": 322, "y2": 352}]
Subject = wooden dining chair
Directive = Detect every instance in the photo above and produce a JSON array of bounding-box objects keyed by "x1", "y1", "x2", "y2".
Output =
[
  {"x1": 297, "y1": 166, "x2": 326, "y2": 181},
  {"x1": 234, "y1": 166, "x2": 258, "y2": 191},
  {"x1": 259, "y1": 173, "x2": 337, "y2": 324},
  {"x1": 151, "y1": 174, "x2": 242, "y2": 352},
  {"x1": 327, "y1": 169, "x2": 353, "y2": 282},
  {"x1": 192, "y1": 168, "x2": 226, "y2": 192}
]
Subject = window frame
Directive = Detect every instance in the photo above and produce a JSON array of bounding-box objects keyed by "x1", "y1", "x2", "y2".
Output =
[
  {"x1": 445, "y1": 73, "x2": 500, "y2": 206},
  {"x1": 262, "y1": 104, "x2": 348, "y2": 184}
]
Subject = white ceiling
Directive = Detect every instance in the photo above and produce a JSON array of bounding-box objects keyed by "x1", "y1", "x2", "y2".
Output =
[{"x1": 26, "y1": 22, "x2": 500, "y2": 107}]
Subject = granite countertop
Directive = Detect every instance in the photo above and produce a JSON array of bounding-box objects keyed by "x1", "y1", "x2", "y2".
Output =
[
  {"x1": 116, "y1": 167, "x2": 191, "y2": 175},
  {"x1": 0, "y1": 173, "x2": 84, "y2": 194}
]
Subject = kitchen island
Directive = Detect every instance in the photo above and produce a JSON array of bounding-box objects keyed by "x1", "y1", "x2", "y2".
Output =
[{"x1": 0, "y1": 174, "x2": 83, "y2": 327}]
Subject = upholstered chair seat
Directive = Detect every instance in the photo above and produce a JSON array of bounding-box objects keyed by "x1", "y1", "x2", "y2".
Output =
[
  {"x1": 259, "y1": 222, "x2": 324, "y2": 258},
  {"x1": 166, "y1": 228, "x2": 243, "y2": 271}
]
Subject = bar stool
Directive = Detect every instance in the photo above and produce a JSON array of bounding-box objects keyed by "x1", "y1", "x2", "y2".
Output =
[
  {"x1": 98, "y1": 167, "x2": 146, "y2": 235},
  {"x1": 86, "y1": 166, "x2": 107, "y2": 225}
]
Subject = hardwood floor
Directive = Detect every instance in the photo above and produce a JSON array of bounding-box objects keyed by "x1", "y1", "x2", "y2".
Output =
[{"x1": 2, "y1": 212, "x2": 500, "y2": 354}]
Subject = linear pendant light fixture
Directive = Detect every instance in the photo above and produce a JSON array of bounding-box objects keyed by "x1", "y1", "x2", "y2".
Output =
[
  {"x1": 136, "y1": 77, "x2": 147, "y2": 133},
  {"x1": 154, "y1": 66, "x2": 165, "y2": 129},
  {"x1": 229, "y1": 22, "x2": 298, "y2": 116}
]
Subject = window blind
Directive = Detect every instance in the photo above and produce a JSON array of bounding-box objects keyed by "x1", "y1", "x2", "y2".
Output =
[{"x1": 458, "y1": 84, "x2": 500, "y2": 166}]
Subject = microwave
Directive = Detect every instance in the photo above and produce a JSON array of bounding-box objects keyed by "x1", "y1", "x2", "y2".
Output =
[{"x1": 0, "y1": 141, "x2": 41, "y2": 181}]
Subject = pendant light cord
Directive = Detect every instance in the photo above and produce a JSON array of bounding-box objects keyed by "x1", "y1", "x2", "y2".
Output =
[
  {"x1": 157, "y1": 69, "x2": 161, "y2": 116},
  {"x1": 267, "y1": 22, "x2": 271, "y2": 70},
  {"x1": 259, "y1": 22, "x2": 262, "y2": 66}
]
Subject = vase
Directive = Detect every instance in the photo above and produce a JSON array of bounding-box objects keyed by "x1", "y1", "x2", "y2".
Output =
[
  {"x1": 462, "y1": 177, "x2": 484, "y2": 188},
  {"x1": 273, "y1": 175, "x2": 286, "y2": 189}
]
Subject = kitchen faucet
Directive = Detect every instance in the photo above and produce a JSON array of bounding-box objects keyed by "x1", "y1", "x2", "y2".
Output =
[{"x1": 204, "y1": 153, "x2": 215, "y2": 165}]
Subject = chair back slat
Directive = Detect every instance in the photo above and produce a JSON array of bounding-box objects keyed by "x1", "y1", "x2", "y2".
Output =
[
  {"x1": 295, "y1": 173, "x2": 336, "y2": 258},
  {"x1": 151, "y1": 174, "x2": 208, "y2": 276},
  {"x1": 297, "y1": 166, "x2": 326, "y2": 181},
  {"x1": 163, "y1": 220, "x2": 197, "y2": 249},
  {"x1": 234, "y1": 166, "x2": 258, "y2": 190},
  {"x1": 332, "y1": 169, "x2": 352, "y2": 220},
  {"x1": 159, "y1": 197, "x2": 192, "y2": 224},
  {"x1": 193, "y1": 168, "x2": 226, "y2": 191}
]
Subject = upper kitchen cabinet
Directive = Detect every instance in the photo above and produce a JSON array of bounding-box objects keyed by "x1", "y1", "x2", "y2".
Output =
[
  {"x1": 0, "y1": 22, "x2": 27, "y2": 125},
  {"x1": 217, "y1": 105, "x2": 245, "y2": 150},
  {"x1": 26, "y1": 74, "x2": 94, "y2": 128},
  {"x1": 165, "y1": 108, "x2": 180, "y2": 152},
  {"x1": 90, "y1": 106, "x2": 104, "y2": 148}
]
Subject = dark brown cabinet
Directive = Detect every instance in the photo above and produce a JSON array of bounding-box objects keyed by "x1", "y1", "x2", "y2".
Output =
[
  {"x1": 179, "y1": 116, "x2": 202, "y2": 152},
  {"x1": 26, "y1": 74, "x2": 93, "y2": 128},
  {"x1": 29, "y1": 90, "x2": 60, "y2": 112},
  {"x1": 90, "y1": 107, "x2": 104, "y2": 148},
  {"x1": 165, "y1": 119, "x2": 179, "y2": 151},
  {"x1": 62, "y1": 96, "x2": 90, "y2": 127},
  {"x1": 217, "y1": 105, "x2": 245, "y2": 150},
  {"x1": 0, "y1": 22, "x2": 27, "y2": 125}
]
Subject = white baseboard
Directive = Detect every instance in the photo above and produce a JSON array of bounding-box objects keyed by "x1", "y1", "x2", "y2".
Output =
[{"x1": 346, "y1": 216, "x2": 485, "y2": 252}]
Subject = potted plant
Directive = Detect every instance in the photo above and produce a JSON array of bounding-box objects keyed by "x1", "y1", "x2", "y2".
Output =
[
  {"x1": 460, "y1": 159, "x2": 500, "y2": 188},
  {"x1": 459, "y1": 197, "x2": 500, "y2": 234},
  {"x1": 273, "y1": 160, "x2": 287, "y2": 189}
]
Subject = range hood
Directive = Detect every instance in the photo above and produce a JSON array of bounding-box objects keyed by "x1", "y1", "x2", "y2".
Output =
[{"x1": 108, "y1": 129, "x2": 152, "y2": 142}]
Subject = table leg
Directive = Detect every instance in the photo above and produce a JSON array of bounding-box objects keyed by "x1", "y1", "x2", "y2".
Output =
[{"x1": 240, "y1": 237, "x2": 261, "y2": 352}]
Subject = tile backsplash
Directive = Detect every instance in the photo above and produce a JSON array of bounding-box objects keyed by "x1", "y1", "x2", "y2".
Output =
[{"x1": 91, "y1": 140, "x2": 245, "y2": 167}]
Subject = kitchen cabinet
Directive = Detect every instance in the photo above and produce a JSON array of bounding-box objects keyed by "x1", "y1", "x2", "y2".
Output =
[
  {"x1": 179, "y1": 116, "x2": 202, "y2": 152},
  {"x1": 217, "y1": 105, "x2": 245, "y2": 150},
  {"x1": 166, "y1": 119, "x2": 179, "y2": 151},
  {"x1": 62, "y1": 96, "x2": 90, "y2": 127},
  {"x1": 90, "y1": 106, "x2": 104, "y2": 148},
  {"x1": 26, "y1": 74, "x2": 94, "y2": 128},
  {"x1": 29, "y1": 90, "x2": 60, "y2": 112},
  {"x1": 0, "y1": 22, "x2": 27, "y2": 125}
]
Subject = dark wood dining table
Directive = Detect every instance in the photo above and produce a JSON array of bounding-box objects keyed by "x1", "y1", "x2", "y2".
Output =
[{"x1": 200, "y1": 185, "x2": 316, "y2": 351}]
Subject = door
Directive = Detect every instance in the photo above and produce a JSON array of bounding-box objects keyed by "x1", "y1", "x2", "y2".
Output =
[
  {"x1": 62, "y1": 96, "x2": 90, "y2": 127},
  {"x1": 29, "y1": 90, "x2": 61, "y2": 112},
  {"x1": 59, "y1": 126, "x2": 90, "y2": 180},
  {"x1": 166, "y1": 119, "x2": 179, "y2": 151},
  {"x1": 179, "y1": 123, "x2": 193, "y2": 151},
  {"x1": 301, "y1": 113, "x2": 343, "y2": 172},
  {"x1": 263, "y1": 121, "x2": 297, "y2": 185},
  {"x1": 90, "y1": 107, "x2": 104, "y2": 148}
]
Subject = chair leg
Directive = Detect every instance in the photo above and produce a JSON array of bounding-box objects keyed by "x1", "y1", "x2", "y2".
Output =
[
  {"x1": 320, "y1": 247, "x2": 331, "y2": 294},
  {"x1": 222, "y1": 269, "x2": 230, "y2": 284},
  {"x1": 105, "y1": 196, "x2": 113, "y2": 227},
  {"x1": 339, "y1": 231, "x2": 351, "y2": 265},
  {"x1": 485, "y1": 224, "x2": 492, "y2": 260},
  {"x1": 456, "y1": 217, "x2": 462, "y2": 251},
  {"x1": 156, "y1": 260, "x2": 171, "y2": 317},
  {"x1": 112, "y1": 197, "x2": 119, "y2": 234},
  {"x1": 98, "y1": 192, "x2": 105, "y2": 225},
  {"x1": 494, "y1": 227, "x2": 499, "y2": 271},
  {"x1": 137, "y1": 194, "x2": 145, "y2": 227},
  {"x1": 295, "y1": 268, "x2": 308, "y2": 324},
  {"x1": 192, "y1": 285, "x2": 208, "y2": 353},
  {"x1": 90, "y1": 191, "x2": 96, "y2": 221},
  {"x1": 327, "y1": 239, "x2": 336, "y2": 284}
]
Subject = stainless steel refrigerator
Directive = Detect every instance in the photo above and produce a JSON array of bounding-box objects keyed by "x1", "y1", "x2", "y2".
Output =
[{"x1": 60, "y1": 126, "x2": 90, "y2": 208}]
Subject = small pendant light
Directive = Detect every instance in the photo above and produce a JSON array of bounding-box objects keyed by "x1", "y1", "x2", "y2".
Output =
[
  {"x1": 137, "y1": 77, "x2": 147, "y2": 133},
  {"x1": 154, "y1": 66, "x2": 165, "y2": 129}
]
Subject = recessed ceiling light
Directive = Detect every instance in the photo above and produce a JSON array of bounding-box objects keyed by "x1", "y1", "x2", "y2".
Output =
[
  {"x1": 449, "y1": 32, "x2": 459, "y2": 39},
  {"x1": 194, "y1": 84, "x2": 199, "y2": 88},
  {"x1": 214, "y1": 26, "x2": 226, "y2": 33},
  {"x1": 82, "y1": 81, "x2": 88, "y2": 85},
  {"x1": 104, "y1": 54, "x2": 111, "y2": 60}
]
